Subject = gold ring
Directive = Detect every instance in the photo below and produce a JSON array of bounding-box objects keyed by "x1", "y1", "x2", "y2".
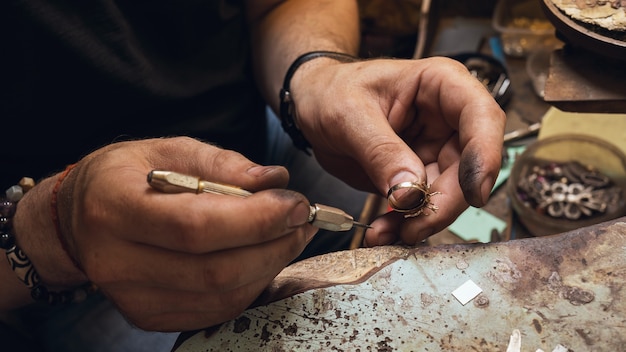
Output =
[{"x1": 387, "y1": 181, "x2": 440, "y2": 218}]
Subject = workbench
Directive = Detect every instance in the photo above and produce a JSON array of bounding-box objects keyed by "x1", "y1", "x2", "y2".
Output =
[{"x1": 173, "y1": 217, "x2": 626, "y2": 351}]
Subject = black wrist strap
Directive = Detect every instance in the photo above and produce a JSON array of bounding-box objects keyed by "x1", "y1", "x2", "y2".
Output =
[{"x1": 279, "y1": 51, "x2": 358, "y2": 155}]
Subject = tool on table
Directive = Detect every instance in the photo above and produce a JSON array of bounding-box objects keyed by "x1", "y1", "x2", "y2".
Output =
[
  {"x1": 503, "y1": 122, "x2": 541, "y2": 144},
  {"x1": 147, "y1": 170, "x2": 371, "y2": 232},
  {"x1": 449, "y1": 53, "x2": 512, "y2": 107}
]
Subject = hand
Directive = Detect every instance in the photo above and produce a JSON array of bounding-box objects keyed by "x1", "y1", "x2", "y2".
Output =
[
  {"x1": 290, "y1": 56, "x2": 506, "y2": 245},
  {"x1": 53, "y1": 137, "x2": 316, "y2": 331}
]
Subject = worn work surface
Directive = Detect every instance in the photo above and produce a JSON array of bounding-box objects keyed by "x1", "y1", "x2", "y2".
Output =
[
  {"x1": 174, "y1": 218, "x2": 626, "y2": 351},
  {"x1": 544, "y1": 48, "x2": 626, "y2": 113}
]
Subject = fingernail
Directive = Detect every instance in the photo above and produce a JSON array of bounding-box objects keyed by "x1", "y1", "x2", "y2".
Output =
[
  {"x1": 388, "y1": 171, "x2": 422, "y2": 191},
  {"x1": 247, "y1": 165, "x2": 281, "y2": 177},
  {"x1": 480, "y1": 176, "x2": 494, "y2": 206},
  {"x1": 388, "y1": 172, "x2": 427, "y2": 212},
  {"x1": 288, "y1": 201, "x2": 312, "y2": 228}
]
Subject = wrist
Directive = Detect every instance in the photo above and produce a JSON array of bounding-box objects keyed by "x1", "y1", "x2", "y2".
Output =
[
  {"x1": 12, "y1": 175, "x2": 88, "y2": 300},
  {"x1": 279, "y1": 51, "x2": 358, "y2": 154}
]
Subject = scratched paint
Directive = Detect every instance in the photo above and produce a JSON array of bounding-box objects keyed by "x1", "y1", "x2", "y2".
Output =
[{"x1": 175, "y1": 220, "x2": 626, "y2": 351}]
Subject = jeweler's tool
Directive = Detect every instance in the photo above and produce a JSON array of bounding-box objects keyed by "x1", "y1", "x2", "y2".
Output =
[
  {"x1": 147, "y1": 170, "x2": 371, "y2": 232},
  {"x1": 503, "y1": 122, "x2": 541, "y2": 144}
]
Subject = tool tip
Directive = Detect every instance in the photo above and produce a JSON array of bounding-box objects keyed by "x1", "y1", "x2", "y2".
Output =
[{"x1": 353, "y1": 221, "x2": 372, "y2": 229}]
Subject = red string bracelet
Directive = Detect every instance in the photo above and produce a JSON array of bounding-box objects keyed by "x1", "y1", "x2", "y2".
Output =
[
  {"x1": 50, "y1": 163, "x2": 81, "y2": 270},
  {"x1": 1, "y1": 176, "x2": 95, "y2": 304}
]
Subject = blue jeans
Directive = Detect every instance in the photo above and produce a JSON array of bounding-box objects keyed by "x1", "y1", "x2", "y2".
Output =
[{"x1": 16, "y1": 110, "x2": 368, "y2": 352}]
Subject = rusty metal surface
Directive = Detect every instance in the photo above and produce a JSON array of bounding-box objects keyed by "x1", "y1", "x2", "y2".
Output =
[
  {"x1": 174, "y1": 218, "x2": 626, "y2": 351},
  {"x1": 544, "y1": 48, "x2": 626, "y2": 113}
]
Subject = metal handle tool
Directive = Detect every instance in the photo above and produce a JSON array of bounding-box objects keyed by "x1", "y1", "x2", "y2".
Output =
[{"x1": 147, "y1": 170, "x2": 371, "y2": 232}]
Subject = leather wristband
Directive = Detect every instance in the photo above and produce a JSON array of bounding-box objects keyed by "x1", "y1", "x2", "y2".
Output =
[{"x1": 279, "y1": 51, "x2": 358, "y2": 155}]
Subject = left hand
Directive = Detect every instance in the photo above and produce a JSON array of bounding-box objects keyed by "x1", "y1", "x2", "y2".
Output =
[{"x1": 290, "y1": 56, "x2": 506, "y2": 245}]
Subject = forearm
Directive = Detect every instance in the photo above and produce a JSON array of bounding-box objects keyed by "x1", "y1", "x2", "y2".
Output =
[
  {"x1": 246, "y1": 0, "x2": 361, "y2": 113},
  {"x1": 1, "y1": 173, "x2": 88, "y2": 311}
]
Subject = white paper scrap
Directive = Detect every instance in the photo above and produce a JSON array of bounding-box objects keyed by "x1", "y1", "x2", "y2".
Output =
[
  {"x1": 451, "y1": 279, "x2": 483, "y2": 305},
  {"x1": 506, "y1": 329, "x2": 522, "y2": 352}
]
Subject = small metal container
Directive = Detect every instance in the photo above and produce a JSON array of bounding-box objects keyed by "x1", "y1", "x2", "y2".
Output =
[{"x1": 508, "y1": 134, "x2": 626, "y2": 237}]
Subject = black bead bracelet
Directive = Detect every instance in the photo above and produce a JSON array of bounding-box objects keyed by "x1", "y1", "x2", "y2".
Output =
[{"x1": 1, "y1": 178, "x2": 94, "y2": 305}]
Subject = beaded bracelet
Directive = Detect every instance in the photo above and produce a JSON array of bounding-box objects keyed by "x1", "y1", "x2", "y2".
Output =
[
  {"x1": 0, "y1": 177, "x2": 94, "y2": 305},
  {"x1": 279, "y1": 51, "x2": 358, "y2": 155}
]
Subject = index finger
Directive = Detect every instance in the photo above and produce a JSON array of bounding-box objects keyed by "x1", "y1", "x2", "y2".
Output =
[
  {"x1": 435, "y1": 62, "x2": 507, "y2": 206},
  {"x1": 128, "y1": 185, "x2": 315, "y2": 253}
]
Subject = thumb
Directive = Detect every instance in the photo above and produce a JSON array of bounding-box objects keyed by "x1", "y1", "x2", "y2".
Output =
[{"x1": 357, "y1": 126, "x2": 428, "y2": 210}]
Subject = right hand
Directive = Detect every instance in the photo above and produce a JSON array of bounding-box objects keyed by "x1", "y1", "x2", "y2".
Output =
[{"x1": 50, "y1": 137, "x2": 316, "y2": 331}]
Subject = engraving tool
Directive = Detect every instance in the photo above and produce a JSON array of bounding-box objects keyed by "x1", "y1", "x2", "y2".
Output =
[{"x1": 147, "y1": 170, "x2": 371, "y2": 232}]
